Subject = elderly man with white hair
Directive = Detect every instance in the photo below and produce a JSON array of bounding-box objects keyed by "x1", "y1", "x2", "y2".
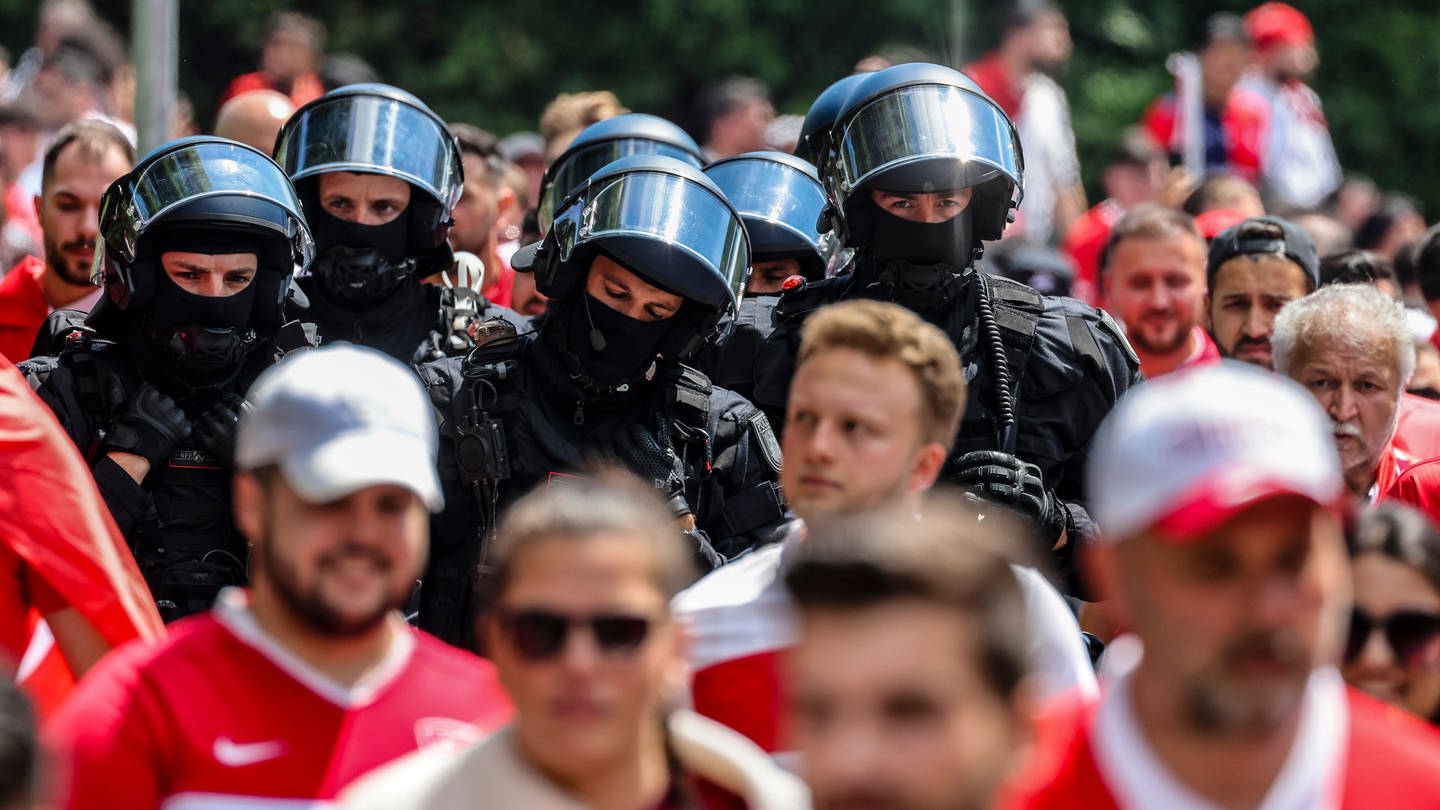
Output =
[{"x1": 1273, "y1": 283, "x2": 1420, "y2": 500}]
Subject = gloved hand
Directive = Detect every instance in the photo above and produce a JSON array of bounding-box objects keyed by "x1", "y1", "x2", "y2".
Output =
[
  {"x1": 193, "y1": 394, "x2": 246, "y2": 469},
  {"x1": 607, "y1": 421, "x2": 690, "y2": 517},
  {"x1": 952, "y1": 450, "x2": 1070, "y2": 545},
  {"x1": 104, "y1": 381, "x2": 192, "y2": 470}
]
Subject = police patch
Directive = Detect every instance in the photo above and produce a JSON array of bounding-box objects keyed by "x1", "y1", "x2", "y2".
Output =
[{"x1": 749, "y1": 411, "x2": 783, "y2": 473}]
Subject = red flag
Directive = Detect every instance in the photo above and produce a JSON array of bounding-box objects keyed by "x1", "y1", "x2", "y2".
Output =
[{"x1": 0, "y1": 356, "x2": 163, "y2": 715}]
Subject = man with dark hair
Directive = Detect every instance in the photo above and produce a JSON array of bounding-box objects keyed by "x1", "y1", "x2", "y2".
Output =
[
  {"x1": 1204, "y1": 214, "x2": 1318, "y2": 369},
  {"x1": 45, "y1": 345, "x2": 512, "y2": 810},
  {"x1": 786, "y1": 496, "x2": 1036, "y2": 810},
  {"x1": 338, "y1": 472, "x2": 805, "y2": 809},
  {"x1": 0, "y1": 120, "x2": 131, "y2": 362},
  {"x1": 1101, "y1": 204, "x2": 1218, "y2": 379},
  {"x1": 698, "y1": 76, "x2": 774, "y2": 161},
  {"x1": 220, "y1": 12, "x2": 326, "y2": 108}
]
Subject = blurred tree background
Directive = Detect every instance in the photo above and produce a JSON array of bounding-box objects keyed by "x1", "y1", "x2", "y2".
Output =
[{"x1": 2, "y1": 0, "x2": 1438, "y2": 211}]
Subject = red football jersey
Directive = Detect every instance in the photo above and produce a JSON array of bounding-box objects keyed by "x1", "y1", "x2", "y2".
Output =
[{"x1": 45, "y1": 591, "x2": 512, "y2": 810}]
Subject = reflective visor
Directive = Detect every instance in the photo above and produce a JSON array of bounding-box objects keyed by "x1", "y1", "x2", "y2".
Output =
[
  {"x1": 541, "y1": 139, "x2": 705, "y2": 229},
  {"x1": 550, "y1": 170, "x2": 747, "y2": 306},
  {"x1": 99, "y1": 140, "x2": 312, "y2": 267},
  {"x1": 705, "y1": 158, "x2": 828, "y2": 255},
  {"x1": 836, "y1": 84, "x2": 1022, "y2": 203},
  {"x1": 276, "y1": 95, "x2": 461, "y2": 209}
]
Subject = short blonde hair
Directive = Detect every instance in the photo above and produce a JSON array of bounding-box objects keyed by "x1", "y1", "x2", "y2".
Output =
[
  {"x1": 797, "y1": 299, "x2": 966, "y2": 448},
  {"x1": 539, "y1": 91, "x2": 628, "y2": 149}
]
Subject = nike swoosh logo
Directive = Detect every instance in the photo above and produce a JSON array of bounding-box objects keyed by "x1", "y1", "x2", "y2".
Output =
[{"x1": 213, "y1": 737, "x2": 287, "y2": 767}]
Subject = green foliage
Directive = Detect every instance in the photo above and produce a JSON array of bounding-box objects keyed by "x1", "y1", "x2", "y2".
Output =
[{"x1": 3, "y1": 1, "x2": 1440, "y2": 212}]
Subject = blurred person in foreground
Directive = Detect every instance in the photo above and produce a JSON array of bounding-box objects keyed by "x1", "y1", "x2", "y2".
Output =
[
  {"x1": 1100, "y1": 204, "x2": 1218, "y2": 379},
  {"x1": 1341, "y1": 503, "x2": 1440, "y2": 725},
  {"x1": 44, "y1": 344, "x2": 513, "y2": 810},
  {"x1": 340, "y1": 473, "x2": 807, "y2": 809},
  {"x1": 0, "y1": 120, "x2": 131, "y2": 362},
  {"x1": 1204, "y1": 214, "x2": 1316, "y2": 369},
  {"x1": 1011, "y1": 362, "x2": 1440, "y2": 808},
  {"x1": 677, "y1": 300, "x2": 1095, "y2": 761},
  {"x1": 1272, "y1": 283, "x2": 1415, "y2": 500},
  {"x1": 0, "y1": 680, "x2": 36, "y2": 810},
  {"x1": 788, "y1": 497, "x2": 1038, "y2": 810},
  {"x1": 220, "y1": 12, "x2": 326, "y2": 108},
  {"x1": 0, "y1": 352, "x2": 161, "y2": 719}
]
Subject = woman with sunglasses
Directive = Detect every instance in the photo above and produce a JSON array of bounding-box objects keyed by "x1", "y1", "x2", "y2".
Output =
[
  {"x1": 1342, "y1": 503, "x2": 1440, "y2": 722},
  {"x1": 341, "y1": 471, "x2": 807, "y2": 810}
]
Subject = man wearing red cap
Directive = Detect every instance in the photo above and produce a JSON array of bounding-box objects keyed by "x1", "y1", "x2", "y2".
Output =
[
  {"x1": 1008, "y1": 363, "x2": 1440, "y2": 808},
  {"x1": 1239, "y1": 2, "x2": 1342, "y2": 209}
]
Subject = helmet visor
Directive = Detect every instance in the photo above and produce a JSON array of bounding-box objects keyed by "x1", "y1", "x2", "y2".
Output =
[
  {"x1": 550, "y1": 169, "x2": 747, "y2": 307},
  {"x1": 276, "y1": 94, "x2": 461, "y2": 209},
  {"x1": 705, "y1": 158, "x2": 829, "y2": 256},
  {"x1": 836, "y1": 84, "x2": 1023, "y2": 207},
  {"x1": 540, "y1": 139, "x2": 705, "y2": 230},
  {"x1": 99, "y1": 140, "x2": 313, "y2": 273}
]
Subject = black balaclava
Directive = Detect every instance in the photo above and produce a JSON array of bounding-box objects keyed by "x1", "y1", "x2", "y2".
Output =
[
  {"x1": 307, "y1": 199, "x2": 415, "y2": 306},
  {"x1": 859, "y1": 205, "x2": 977, "y2": 312},
  {"x1": 562, "y1": 292, "x2": 670, "y2": 386},
  {"x1": 135, "y1": 231, "x2": 262, "y2": 388}
]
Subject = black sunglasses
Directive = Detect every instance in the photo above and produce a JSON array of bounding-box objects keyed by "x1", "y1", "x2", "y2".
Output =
[
  {"x1": 1344, "y1": 608, "x2": 1440, "y2": 667},
  {"x1": 496, "y1": 608, "x2": 654, "y2": 660}
]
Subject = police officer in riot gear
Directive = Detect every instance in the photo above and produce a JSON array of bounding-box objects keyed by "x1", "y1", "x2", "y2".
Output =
[
  {"x1": 274, "y1": 83, "x2": 528, "y2": 362},
  {"x1": 416, "y1": 154, "x2": 788, "y2": 648},
  {"x1": 538, "y1": 112, "x2": 706, "y2": 231},
  {"x1": 695, "y1": 150, "x2": 837, "y2": 395},
  {"x1": 22, "y1": 137, "x2": 315, "y2": 620},
  {"x1": 752, "y1": 64, "x2": 1141, "y2": 588}
]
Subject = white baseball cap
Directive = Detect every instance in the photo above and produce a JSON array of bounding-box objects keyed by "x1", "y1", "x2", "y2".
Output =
[
  {"x1": 1086, "y1": 361, "x2": 1346, "y2": 543},
  {"x1": 236, "y1": 344, "x2": 444, "y2": 511}
]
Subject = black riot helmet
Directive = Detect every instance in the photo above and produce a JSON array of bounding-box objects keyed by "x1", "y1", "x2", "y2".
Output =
[
  {"x1": 823, "y1": 63, "x2": 1024, "y2": 266},
  {"x1": 704, "y1": 151, "x2": 837, "y2": 287},
  {"x1": 538, "y1": 113, "x2": 705, "y2": 232},
  {"x1": 514, "y1": 154, "x2": 748, "y2": 363},
  {"x1": 273, "y1": 83, "x2": 462, "y2": 297},
  {"x1": 793, "y1": 73, "x2": 867, "y2": 168},
  {"x1": 91, "y1": 136, "x2": 313, "y2": 381}
]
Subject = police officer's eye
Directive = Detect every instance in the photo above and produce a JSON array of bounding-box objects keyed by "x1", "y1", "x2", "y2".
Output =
[{"x1": 603, "y1": 285, "x2": 627, "y2": 299}]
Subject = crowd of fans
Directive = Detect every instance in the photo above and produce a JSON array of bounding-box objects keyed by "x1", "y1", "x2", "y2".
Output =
[{"x1": 4, "y1": 0, "x2": 1440, "y2": 808}]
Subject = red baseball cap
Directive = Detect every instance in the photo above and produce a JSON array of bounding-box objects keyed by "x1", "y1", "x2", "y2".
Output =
[{"x1": 1245, "y1": 2, "x2": 1315, "y2": 52}]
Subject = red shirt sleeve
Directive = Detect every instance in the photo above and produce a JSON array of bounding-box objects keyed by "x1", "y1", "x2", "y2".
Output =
[{"x1": 43, "y1": 643, "x2": 169, "y2": 810}]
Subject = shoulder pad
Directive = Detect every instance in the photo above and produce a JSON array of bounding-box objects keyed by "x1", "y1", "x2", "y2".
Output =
[
  {"x1": 1061, "y1": 305, "x2": 1140, "y2": 381},
  {"x1": 983, "y1": 273, "x2": 1045, "y2": 312},
  {"x1": 665, "y1": 362, "x2": 715, "y2": 422}
]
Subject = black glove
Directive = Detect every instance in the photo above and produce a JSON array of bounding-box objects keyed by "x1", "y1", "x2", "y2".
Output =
[
  {"x1": 952, "y1": 450, "x2": 1070, "y2": 545},
  {"x1": 193, "y1": 394, "x2": 246, "y2": 469},
  {"x1": 103, "y1": 382, "x2": 192, "y2": 470},
  {"x1": 608, "y1": 422, "x2": 690, "y2": 517}
]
